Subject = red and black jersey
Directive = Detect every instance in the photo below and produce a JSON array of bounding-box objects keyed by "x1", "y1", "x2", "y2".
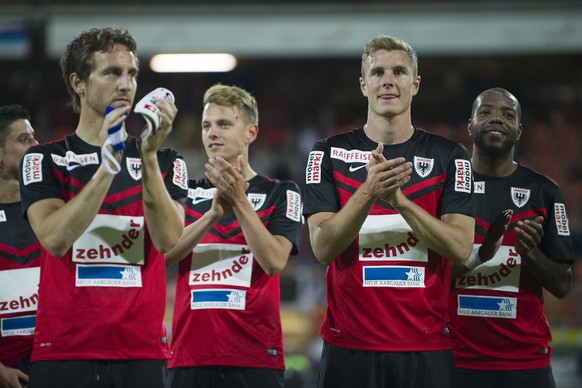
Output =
[
  {"x1": 168, "y1": 175, "x2": 302, "y2": 370},
  {"x1": 449, "y1": 165, "x2": 574, "y2": 370},
  {"x1": 18, "y1": 133, "x2": 188, "y2": 361},
  {"x1": 0, "y1": 202, "x2": 40, "y2": 367},
  {"x1": 303, "y1": 126, "x2": 475, "y2": 352}
]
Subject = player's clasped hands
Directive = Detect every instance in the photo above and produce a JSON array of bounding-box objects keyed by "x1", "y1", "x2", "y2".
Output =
[
  {"x1": 365, "y1": 143, "x2": 412, "y2": 205},
  {"x1": 514, "y1": 216, "x2": 544, "y2": 256}
]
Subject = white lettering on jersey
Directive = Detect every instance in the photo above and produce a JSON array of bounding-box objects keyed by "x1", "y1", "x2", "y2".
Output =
[
  {"x1": 511, "y1": 187, "x2": 530, "y2": 208},
  {"x1": 286, "y1": 190, "x2": 301, "y2": 222},
  {"x1": 22, "y1": 153, "x2": 43, "y2": 185},
  {"x1": 330, "y1": 147, "x2": 371, "y2": 163},
  {"x1": 51, "y1": 151, "x2": 99, "y2": 171},
  {"x1": 0, "y1": 210, "x2": 5, "y2": 222},
  {"x1": 359, "y1": 214, "x2": 428, "y2": 262},
  {"x1": 306, "y1": 151, "x2": 323, "y2": 184},
  {"x1": 73, "y1": 214, "x2": 145, "y2": 265},
  {"x1": 454, "y1": 159, "x2": 472, "y2": 193},
  {"x1": 414, "y1": 156, "x2": 434, "y2": 178},
  {"x1": 455, "y1": 245, "x2": 521, "y2": 292},
  {"x1": 126, "y1": 157, "x2": 142, "y2": 181},
  {"x1": 190, "y1": 244, "x2": 253, "y2": 288},
  {"x1": 189, "y1": 187, "x2": 215, "y2": 204},
  {"x1": 474, "y1": 181, "x2": 485, "y2": 194},
  {"x1": 457, "y1": 295, "x2": 517, "y2": 319},
  {"x1": 0, "y1": 267, "x2": 40, "y2": 314},
  {"x1": 554, "y1": 203, "x2": 570, "y2": 236},
  {"x1": 173, "y1": 158, "x2": 188, "y2": 190},
  {"x1": 248, "y1": 193, "x2": 266, "y2": 211}
]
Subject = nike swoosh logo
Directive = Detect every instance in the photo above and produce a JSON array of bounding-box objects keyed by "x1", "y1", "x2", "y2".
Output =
[
  {"x1": 191, "y1": 197, "x2": 213, "y2": 205},
  {"x1": 348, "y1": 164, "x2": 367, "y2": 172}
]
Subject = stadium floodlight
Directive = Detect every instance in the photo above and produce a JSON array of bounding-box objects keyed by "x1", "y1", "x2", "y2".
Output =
[{"x1": 150, "y1": 53, "x2": 237, "y2": 73}]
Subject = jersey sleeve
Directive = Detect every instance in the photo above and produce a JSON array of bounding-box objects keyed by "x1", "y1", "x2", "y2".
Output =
[
  {"x1": 302, "y1": 140, "x2": 340, "y2": 217},
  {"x1": 19, "y1": 145, "x2": 63, "y2": 218},
  {"x1": 160, "y1": 148, "x2": 189, "y2": 204},
  {"x1": 268, "y1": 181, "x2": 303, "y2": 255},
  {"x1": 539, "y1": 182, "x2": 574, "y2": 264},
  {"x1": 440, "y1": 142, "x2": 476, "y2": 218}
]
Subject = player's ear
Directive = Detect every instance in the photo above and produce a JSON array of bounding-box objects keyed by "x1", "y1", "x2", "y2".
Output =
[
  {"x1": 246, "y1": 123, "x2": 258, "y2": 145},
  {"x1": 70, "y1": 73, "x2": 85, "y2": 96}
]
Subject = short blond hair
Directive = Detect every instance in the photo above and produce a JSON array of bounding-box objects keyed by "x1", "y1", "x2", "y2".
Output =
[
  {"x1": 361, "y1": 35, "x2": 418, "y2": 78},
  {"x1": 203, "y1": 84, "x2": 258, "y2": 125}
]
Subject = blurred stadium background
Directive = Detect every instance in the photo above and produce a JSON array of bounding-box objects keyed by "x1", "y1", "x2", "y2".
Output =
[{"x1": 1, "y1": 1, "x2": 581, "y2": 386}]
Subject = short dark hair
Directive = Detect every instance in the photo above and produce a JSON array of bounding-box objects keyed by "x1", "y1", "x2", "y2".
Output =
[
  {"x1": 471, "y1": 87, "x2": 522, "y2": 123},
  {"x1": 60, "y1": 27, "x2": 138, "y2": 113},
  {"x1": 0, "y1": 104, "x2": 30, "y2": 148}
]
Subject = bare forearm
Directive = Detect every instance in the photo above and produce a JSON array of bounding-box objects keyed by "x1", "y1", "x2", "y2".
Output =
[
  {"x1": 141, "y1": 152, "x2": 184, "y2": 253},
  {"x1": 233, "y1": 200, "x2": 291, "y2": 275},
  {"x1": 521, "y1": 248, "x2": 572, "y2": 298},
  {"x1": 392, "y1": 194, "x2": 474, "y2": 265},
  {"x1": 29, "y1": 166, "x2": 115, "y2": 257}
]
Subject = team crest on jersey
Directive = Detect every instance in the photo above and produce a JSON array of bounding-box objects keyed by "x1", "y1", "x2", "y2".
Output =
[
  {"x1": 247, "y1": 193, "x2": 266, "y2": 210},
  {"x1": 0, "y1": 210, "x2": 5, "y2": 222},
  {"x1": 511, "y1": 187, "x2": 530, "y2": 208},
  {"x1": 126, "y1": 158, "x2": 142, "y2": 181},
  {"x1": 414, "y1": 156, "x2": 434, "y2": 178}
]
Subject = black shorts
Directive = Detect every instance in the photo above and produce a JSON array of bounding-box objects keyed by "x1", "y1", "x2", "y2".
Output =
[
  {"x1": 452, "y1": 366, "x2": 556, "y2": 388},
  {"x1": 318, "y1": 341, "x2": 454, "y2": 388},
  {"x1": 166, "y1": 366, "x2": 284, "y2": 388},
  {"x1": 27, "y1": 359, "x2": 166, "y2": 388}
]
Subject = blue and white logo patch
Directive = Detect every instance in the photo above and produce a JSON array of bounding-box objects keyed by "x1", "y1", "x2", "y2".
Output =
[
  {"x1": 75, "y1": 264, "x2": 142, "y2": 287},
  {"x1": 457, "y1": 295, "x2": 517, "y2": 319},
  {"x1": 190, "y1": 289, "x2": 246, "y2": 310},
  {"x1": 1, "y1": 315, "x2": 36, "y2": 337},
  {"x1": 363, "y1": 266, "x2": 425, "y2": 287}
]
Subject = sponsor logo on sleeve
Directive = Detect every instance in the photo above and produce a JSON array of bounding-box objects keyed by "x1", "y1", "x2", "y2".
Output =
[
  {"x1": 126, "y1": 157, "x2": 142, "y2": 181},
  {"x1": 511, "y1": 187, "x2": 530, "y2": 208},
  {"x1": 414, "y1": 156, "x2": 434, "y2": 178},
  {"x1": 554, "y1": 203, "x2": 570, "y2": 236},
  {"x1": 22, "y1": 153, "x2": 43, "y2": 185},
  {"x1": 454, "y1": 159, "x2": 472, "y2": 193},
  {"x1": 305, "y1": 151, "x2": 324, "y2": 184},
  {"x1": 474, "y1": 181, "x2": 485, "y2": 194},
  {"x1": 286, "y1": 190, "x2": 301, "y2": 222},
  {"x1": 0, "y1": 210, "x2": 5, "y2": 222},
  {"x1": 172, "y1": 158, "x2": 188, "y2": 190},
  {"x1": 457, "y1": 295, "x2": 517, "y2": 319}
]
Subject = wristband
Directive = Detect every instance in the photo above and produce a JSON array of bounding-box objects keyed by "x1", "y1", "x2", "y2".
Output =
[
  {"x1": 104, "y1": 106, "x2": 126, "y2": 151},
  {"x1": 101, "y1": 138, "x2": 122, "y2": 175},
  {"x1": 464, "y1": 246, "x2": 483, "y2": 270}
]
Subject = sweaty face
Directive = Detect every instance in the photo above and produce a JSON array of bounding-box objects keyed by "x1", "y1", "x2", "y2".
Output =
[
  {"x1": 201, "y1": 103, "x2": 254, "y2": 163},
  {"x1": 359, "y1": 49, "x2": 420, "y2": 120},
  {"x1": 470, "y1": 91, "x2": 521, "y2": 159},
  {"x1": 82, "y1": 44, "x2": 138, "y2": 117},
  {"x1": 1, "y1": 119, "x2": 38, "y2": 178}
]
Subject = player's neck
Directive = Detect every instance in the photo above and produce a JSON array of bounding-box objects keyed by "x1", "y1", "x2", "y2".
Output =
[
  {"x1": 75, "y1": 108, "x2": 126, "y2": 147},
  {"x1": 364, "y1": 119, "x2": 414, "y2": 145},
  {"x1": 472, "y1": 154, "x2": 517, "y2": 178},
  {"x1": 0, "y1": 178, "x2": 20, "y2": 203}
]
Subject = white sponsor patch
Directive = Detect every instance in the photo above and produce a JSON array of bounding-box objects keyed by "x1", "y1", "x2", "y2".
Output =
[
  {"x1": 286, "y1": 190, "x2": 301, "y2": 222},
  {"x1": 414, "y1": 156, "x2": 434, "y2": 178},
  {"x1": 190, "y1": 244, "x2": 253, "y2": 288},
  {"x1": 305, "y1": 151, "x2": 324, "y2": 184},
  {"x1": 172, "y1": 158, "x2": 188, "y2": 190},
  {"x1": 0, "y1": 210, "x2": 5, "y2": 222},
  {"x1": 51, "y1": 151, "x2": 99, "y2": 171},
  {"x1": 22, "y1": 153, "x2": 43, "y2": 185},
  {"x1": 359, "y1": 214, "x2": 428, "y2": 262},
  {"x1": 0, "y1": 267, "x2": 40, "y2": 314},
  {"x1": 454, "y1": 159, "x2": 472, "y2": 193},
  {"x1": 76, "y1": 264, "x2": 142, "y2": 287},
  {"x1": 473, "y1": 181, "x2": 485, "y2": 194},
  {"x1": 454, "y1": 245, "x2": 521, "y2": 292},
  {"x1": 190, "y1": 289, "x2": 246, "y2": 310},
  {"x1": 330, "y1": 147, "x2": 372, "y2": 163},
  {"x1": 457, "y1": 295, "x2": 517, "y2": 319},
  {"x1": 126, "y1": 157, "x2": 142, "y2": 181},
  {"x1": 73, "y1": 214, "x2": 145, "y2": 265},
  {"x1": 1, "y1": 315, "x2": 36, "y2": 337},
  {"x1": 247, "y1": 193, "x2": 266, "y2": 211},
  {"x1": 363, "y1": 265, "x2": 425, "y2": 288},
  {"x1": 554, "y1": 203, "x2": 570, "y2": 236},
  {"x1": 511, "y1": 187, "x2": 530, "y2": 208},
  {"x1": 188, "y1": 187, "x2": 215, "y2": 204}
]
